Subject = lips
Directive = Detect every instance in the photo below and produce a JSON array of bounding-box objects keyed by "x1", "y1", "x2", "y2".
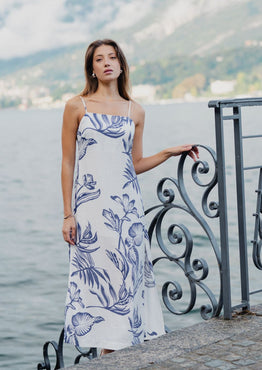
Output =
[{"x1": 104, "y1": 69, "x2": 113, "y2": 73}]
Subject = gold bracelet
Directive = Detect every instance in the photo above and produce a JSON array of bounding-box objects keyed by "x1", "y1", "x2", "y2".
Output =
[{"x1": 64, "y1": 214, "x2": 73, "y2": 220}]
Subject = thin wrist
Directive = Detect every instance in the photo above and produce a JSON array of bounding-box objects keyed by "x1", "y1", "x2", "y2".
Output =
[
  {"x1": 64, "y1": 213, "x2": 74, "y2": 220},
  {"x1": 162, "y1": 148, "x2": 171, "y2": 159},
  {"x1": 64, "y1": 210, "x2": 73, "y2": 217},
  {"x1": 64, "y1": 207, "x2": 72, "y2": 215}
]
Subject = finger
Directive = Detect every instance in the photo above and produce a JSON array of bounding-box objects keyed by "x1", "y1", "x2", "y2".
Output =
[
  {"x1": 62, "y1": 229, "x2": 74, "y2": 245},
  {"x1": 194, "y1": 150, "x2": 199, "y2": 159},
  {"x1": 68, "y1": 233, "x2": 75, "y2": 245},
  {"x1": 190, "y1": 149, "x2": 197, "y2": 158},
  {"x1": 192, "y1": 145, "x2": 199, "y2": 158},
  {"x1": 63, "y1": 234, "x2": 70, "y2": 244},
  {"x1": 70, "y1": 226, "x2": 76, "y2": 244},
  {"x1": 188, "y1": 151, "x2": 197, "y2": 162},
  {"x1": 68, "y1": 238, "x2": 75, "y2": 245}
]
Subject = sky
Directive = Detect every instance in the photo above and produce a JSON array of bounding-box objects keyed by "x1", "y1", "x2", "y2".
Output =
[
  {"x1": 0, "y1": 0, "x2": 249, "y2": 60},
  {"x1": 0, "y1": 0, "x2": 152, "y2": 60},
  {"x1": 0, "y1": 0, "x2": 90, "y2": 59}
]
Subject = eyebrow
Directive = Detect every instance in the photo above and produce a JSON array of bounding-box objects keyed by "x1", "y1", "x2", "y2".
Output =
[{"x1": 94, "y1": 52, "x2": 116, "y2": 57}]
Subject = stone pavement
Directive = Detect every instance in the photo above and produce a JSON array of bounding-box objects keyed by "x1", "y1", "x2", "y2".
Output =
[{"x1": 63, "y1": 305, "x2": 262, "y2": 370}]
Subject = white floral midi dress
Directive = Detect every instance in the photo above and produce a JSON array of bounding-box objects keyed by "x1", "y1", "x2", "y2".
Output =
[{"x1": 64, "y1": 97, "x2": 165, "y2": 350}]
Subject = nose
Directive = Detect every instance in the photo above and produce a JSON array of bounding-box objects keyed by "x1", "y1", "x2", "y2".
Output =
[{"x1": 104, "y1": 58, "x2": 110, "y2": 66}]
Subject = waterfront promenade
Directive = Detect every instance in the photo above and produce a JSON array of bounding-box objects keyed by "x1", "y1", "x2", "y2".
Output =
[{"x1": 62, "y1": 304, "x2": 262, "y2": 370}]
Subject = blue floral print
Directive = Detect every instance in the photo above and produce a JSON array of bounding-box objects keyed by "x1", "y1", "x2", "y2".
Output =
[
  {"x1": 103, "y1": 194, "x2": 142, "y2": 251},
  {"x1": 128, "y1": 307, "x2": 143, "y2": 345},
  {"x1": 123, "y1": 157, "x2": 140, "y2": 193},
  {"x1": 80, "y1": 113, "x2": 128, "y2": 139},
  {"x1": 71, "y1": 222, "x2": 110, "y2": 287},
  {"x1": 106, "y1": 249, "x2": 129, "y2": 280},
  {"x1": 144, "y1": 248, "x2": 156, "y2": 288},
  {"x1": 74, "y1": 173, "x2": 101, "y2": 212},
  {"x1": 66, "y1": 282, "x2": 85, "y2": 312},
  {"x1": 111, "y1": 194, "x2": 139, "y2": 217},
  {"x1": 122, "y1": 132, "x2": 133, "y2": 155},
  {"x1": 128, "y1": 222, "x2": 144, "y2": 246},
  {"x1": 65, "y1": 312, "x2": 104, "y2": 346},
  {"x1": 89, "y1": 282, "x2": 132, "y2": 316},
  {"x1": 102, "y1": 208, "x2": 120, "y2": 233},
  {"x1": 78, "y1": 136, "x2": 97, "y2": 160}
]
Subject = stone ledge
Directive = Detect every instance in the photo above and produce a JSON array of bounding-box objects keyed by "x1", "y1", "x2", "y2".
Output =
[{"x1": 62, "y1": 305, "x2": 262, "y2": 370}]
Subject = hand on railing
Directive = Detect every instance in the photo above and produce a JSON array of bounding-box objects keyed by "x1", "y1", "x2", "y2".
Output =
[{"x1": 164, "y1": 144, "x2": 199, "y2": 162}]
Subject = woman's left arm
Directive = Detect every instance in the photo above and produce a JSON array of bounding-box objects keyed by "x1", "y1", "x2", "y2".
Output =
[{"x1": 131, "y1": 103, "x2": 199, "y2": 175}]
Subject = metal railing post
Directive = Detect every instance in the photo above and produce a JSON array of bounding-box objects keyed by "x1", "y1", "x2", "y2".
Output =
[
  {"x1": 233, "y1": 106, "x2": 250, "y2": 310},
  {"x1": 214, "y1": 106, "x2": 232, "y2": 319}
]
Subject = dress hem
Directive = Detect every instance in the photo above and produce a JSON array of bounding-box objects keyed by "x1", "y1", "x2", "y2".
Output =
[{"x1": 64, "y1": 332, "x2": 165, "y2": 351}]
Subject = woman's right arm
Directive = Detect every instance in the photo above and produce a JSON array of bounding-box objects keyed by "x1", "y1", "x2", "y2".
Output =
[{"x1": 61, "y1": 99, "x2": 79, "y2": 245}]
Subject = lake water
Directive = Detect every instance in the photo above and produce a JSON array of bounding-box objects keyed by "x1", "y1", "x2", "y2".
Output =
[{"x1": 1, "y1": 102, "x2": 262, "y2": 369}]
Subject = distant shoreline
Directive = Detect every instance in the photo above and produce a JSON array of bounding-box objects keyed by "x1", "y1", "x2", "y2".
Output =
[
  {"x1": 0, "y1": 96, "x2": 225, "y2": 111},
  {"x1": 0, "y1": 94, "x2": 258, "y2": 111}
]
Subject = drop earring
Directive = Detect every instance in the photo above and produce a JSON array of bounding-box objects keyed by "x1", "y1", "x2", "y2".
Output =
[{"x1": 92, "y1": 72, "x2": 96, "y2": 78}]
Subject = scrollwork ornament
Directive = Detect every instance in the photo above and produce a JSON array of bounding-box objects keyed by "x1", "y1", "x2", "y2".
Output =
[
  {"x1": 37, "y1": 328, "x2": 97, "y2": 370},
  {"x1": 147, "y1": 144, "x2": 222, "y2": 320},
  {"x1": 252, "y1": 171, "x2": 262, "y2": 270},
  {"x1": 191, "y1": 258, "x2": 209, "y2": 281},
  {"x1": 162, "y1": 279, "x2": 196, "y2": 315},
  {"x1": 157, "y1": 177, "x2": 177, "y2": 204},
  {"x1": 200, "y1": 304, "x2": 213, "y2": 320},
  {"x1": 191, "y1": 160, "x2": 210, "y2": 186},
  {"x1": 74, "y1": 345, "x2": 98, "y2": 364},
  {"x1": 179, "y1": 144, "x2": 219, "y2": 218},
  {"x1": 253, "y1": 239, "x2": 262, "y2": 270}
]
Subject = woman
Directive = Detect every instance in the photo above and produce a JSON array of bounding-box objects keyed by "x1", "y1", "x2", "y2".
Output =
[{"x1": 61, "y1": 39, "x2": 198, "y2": 355}]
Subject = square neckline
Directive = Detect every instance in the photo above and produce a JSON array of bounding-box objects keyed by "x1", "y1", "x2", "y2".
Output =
[
  {"x1": 78, "y1": 111, "x2": 135, "y2": 133},
  {"x1": 79, "y1": 96, "x2": 132, "y2": 120}
]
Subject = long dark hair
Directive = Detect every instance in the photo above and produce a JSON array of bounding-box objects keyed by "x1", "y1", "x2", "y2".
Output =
[{"x1": 81, "y1": 39, "x2": 131, "y2": 100}]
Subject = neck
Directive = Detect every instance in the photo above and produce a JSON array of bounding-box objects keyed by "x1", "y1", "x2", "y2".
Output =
[{"x1": 94, "y1": 81, "x2": 121, "y2": 101}]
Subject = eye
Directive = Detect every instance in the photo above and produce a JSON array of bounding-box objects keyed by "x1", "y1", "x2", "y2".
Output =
[
  {"x1": 96, "y1": 58, "x2": 102, "y2": 62},
  {"x1": 111, "y1": 56, "x2": 117, "y2": 59}
]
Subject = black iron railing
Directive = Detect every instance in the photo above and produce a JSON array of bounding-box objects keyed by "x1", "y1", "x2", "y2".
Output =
[
  {"x1": 209, "y1": 97, "x2": 262, "y2": 318},
  {"x1": 145, "y1": 144, "x2": 222, "y2": 321}
]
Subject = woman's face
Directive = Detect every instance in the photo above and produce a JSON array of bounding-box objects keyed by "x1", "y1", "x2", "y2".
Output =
[{"x1": 92, "y1": 44, "x2": 122, "y2": 82}]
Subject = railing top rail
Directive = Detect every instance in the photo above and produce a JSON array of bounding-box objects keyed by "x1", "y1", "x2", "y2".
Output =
[{"x1": 208, "y1": 97, "x2": 262, "y2": 108}]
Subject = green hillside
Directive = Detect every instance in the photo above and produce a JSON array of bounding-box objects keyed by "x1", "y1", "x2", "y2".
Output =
[
  {"x1": 0, "y1": 44, "x2": 84, "y2": 78},
  {"x1": 1, "y1": 45, "x2": 262, "y2": 108},
  {"x1": 131, "y1": 46, "x2": 262, "y2": 98}
]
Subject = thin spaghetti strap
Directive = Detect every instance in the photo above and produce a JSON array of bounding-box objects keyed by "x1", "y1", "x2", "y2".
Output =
[
  {"x1": 79, "y1": 96, "x2": 87, "y2": 113},
  {"x1": 127, "y1": 100, "x2": 132, "y2": 118}
]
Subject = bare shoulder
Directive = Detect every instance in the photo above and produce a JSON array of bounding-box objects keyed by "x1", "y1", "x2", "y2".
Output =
[
  {"x1": 131, "y1": 100, "x2": 145, "y2": 125},
  {"x1": 63, "y1": 95, "x2": 83, "y2": 124},
  {"x1": 64, "y1": 95, "x2": 82, "y2": 112}
]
